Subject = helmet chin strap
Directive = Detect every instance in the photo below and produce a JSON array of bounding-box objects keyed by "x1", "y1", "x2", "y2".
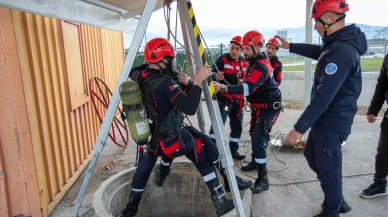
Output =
[
  {"x1": 250, "y1": 45, "x2": 256, "y2": 57},
  {"x1": 250, "y1": 45, "x2": 259, "y2": 59},
  {"x1": 155, "y1": 62, "x2": 166, "y2": 74},
  {"x1": 317, "y1": 14, "x2": 346, "y2": 37}
]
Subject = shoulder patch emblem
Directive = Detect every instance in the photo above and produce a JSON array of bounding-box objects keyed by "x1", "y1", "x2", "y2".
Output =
[
  {"x1": 169, "y1": 85, "x2": 179, "y2": 90},
  {"x1": 325, "y1": 63, "x2": 337, "y2": 75}
]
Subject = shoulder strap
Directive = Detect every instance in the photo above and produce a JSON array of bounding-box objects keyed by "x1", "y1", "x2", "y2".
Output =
[
  {"x1": 136, "y1": 73, "x2": 169, "y2": 151},
  {"x1": 130, "y1": 63, "x2": 148, "y2": 80}
]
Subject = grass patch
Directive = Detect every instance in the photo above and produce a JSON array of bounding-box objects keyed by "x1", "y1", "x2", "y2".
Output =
[
  {"x1": 283, "y1": 64, "x2": 316, "y2": 72},
  {"x1": 279, "y1": 57, "x2": 305, "y2": 63},
  {"x1": 282, "y1": 57, "x2": 384, "y2": 72}
]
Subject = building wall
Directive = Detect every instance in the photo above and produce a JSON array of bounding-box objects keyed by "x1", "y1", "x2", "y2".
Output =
[
  {"x1": 0, "y1": 7, "x2": 42, "y2": 217},
  {"x1": 0, "y1": 7, "x2": 124, "y2": 217}
]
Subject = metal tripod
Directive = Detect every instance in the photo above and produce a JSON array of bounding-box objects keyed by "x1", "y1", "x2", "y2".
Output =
[{"x1": 70, "y1": 0, "x2": 245, "y2": 216}]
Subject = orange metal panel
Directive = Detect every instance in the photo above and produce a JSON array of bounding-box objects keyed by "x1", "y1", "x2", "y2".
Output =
[
  {"x1": 12, "y1": 11, "x2": 50, "y2": 217},
  {"x1": 0, "y1": 141, "x2": 10, "y2": 217},
  {"x1": 80, "y1": 107, "x2": 88, "y2": 157},
  {"x1": 37, "y1": 14, "x2": 66, "y2": 194},
  {"x1": 45, "y1": 154, "x2": 92, "y2": 214},
  {"x1": 0, "y1": 8, "x2": 43, "y2": 217},
  {"x1": 42, "y1": 17, "x2": 70, "y2": 183},
  {"x1": 30, "y1": 13, "x2": 58, "y2": 201},
  {"x1": 101, "y1": 28, "x2": 125, "y2": 90},
  {"x1": 5, "y1": 8, "x2": 124, "y2": 216},
  {"x1": 0, "y1": 14, "x2": 10, "y2": 217},
  {"x1": 75, "y1": 110, "x2": 86, "y2": 162},
  {"x1": 62, "y1": 22, "x2": 89, "y2": 111}
]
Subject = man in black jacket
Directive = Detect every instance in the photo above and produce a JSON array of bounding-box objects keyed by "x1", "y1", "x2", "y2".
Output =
[
  {"x1": 360, "y1": 54, "x2": 388, "y2": 199},
  {"x1": 277, "y1": 0, "x2": 367, "y2": 216}
]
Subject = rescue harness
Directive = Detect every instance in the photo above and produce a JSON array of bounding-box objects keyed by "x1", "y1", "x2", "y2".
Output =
[{"x1": 136, "y1": 70, "x2": 185, "y2": 153}]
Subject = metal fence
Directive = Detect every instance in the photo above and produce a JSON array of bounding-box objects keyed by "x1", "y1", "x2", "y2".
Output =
[
  {"x1": 129, "y1": 25, "x2": 388, "y2": 73},
  {"x1": 277, "y1": 37, "x2": 387, "y2": 72},
  {"x1": 131, "y1": 47, "x2": 222, "y2": 74}
]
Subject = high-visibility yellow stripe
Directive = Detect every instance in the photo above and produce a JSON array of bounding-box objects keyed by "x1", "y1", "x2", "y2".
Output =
[{"x1": 187, "y1": 1, "x2": 214, "y2": 97}]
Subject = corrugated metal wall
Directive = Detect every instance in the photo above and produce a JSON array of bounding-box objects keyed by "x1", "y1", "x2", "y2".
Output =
[
  {"x1": 11, "y1": 10, "x2": 124, "y2": 216},
  {"x1": 0, "y1": 7, "x2": 42, "y2": 217}
]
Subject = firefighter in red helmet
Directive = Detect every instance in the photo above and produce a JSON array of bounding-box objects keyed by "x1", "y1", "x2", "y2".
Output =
[
  {"x1": 213, "y1": 30, "x2": 282, "y2": 195},
  {"x1": 310, "y1": 0, "x2": 349, "y2": 38},
  {"x1": 209, "y1": 36, "x2": 249, "y2": 160},
  {"x1": 118, "y1": 38, "x2": 234, "y2": 217},
  {"x1": 275, "y1": 0, "x2": 367, "y2": 216},
  {"x1": 265, "y1": 37, "x2": 283, "y2": 86}
]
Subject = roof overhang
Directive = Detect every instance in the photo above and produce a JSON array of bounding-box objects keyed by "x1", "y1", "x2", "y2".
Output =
[{"x1": 0, "y1": 0, "x2": 168, "y2": 33}]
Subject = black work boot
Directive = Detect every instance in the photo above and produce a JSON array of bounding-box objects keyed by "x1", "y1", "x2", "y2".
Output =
[
  {"x1": 224, "y1": 175, "x2": 253, "y2": 192},
  {"x1": 250, "y1": 164, "x2": 269, "y2": 194},
  {"x1": 313, "y1": 210, "x2": 339, "y2": 217},
  {"x1": 241, "y1": 154, "x2": 259, "y2": 171},
  {"x1": 231, "y1": 151, "x2": 246, "y2": 160},
  {"x1": 339, "y1": 200, "x2": 352, "y2": 213},
  {"x1": 117, "y1": 192, "x2": 142, "y2": 217},
  {"x1": 321, "y1": 199, "x2": 351, "y2": 214},
  {"x1": 212, "y1": 195, "x2": 235, "y2": 216},
  {"x1": 155, "y1": 170, "x2": 168, "y2": 187},
  {"x1": 360, "y1": 182, "x2": 388, "y2": 199}
]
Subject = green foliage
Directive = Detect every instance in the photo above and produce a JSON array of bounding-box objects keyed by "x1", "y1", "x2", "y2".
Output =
[{"x1": 133, "y1": 53, "x2": 146, "y2": 67}]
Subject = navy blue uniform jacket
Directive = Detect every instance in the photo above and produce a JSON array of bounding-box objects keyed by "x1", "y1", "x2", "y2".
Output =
[
  {"x1": 141, "y1": 69, "x2": 202, "y2": 157},
  {"x1": 290, "y1": 24, "x2": 367, "y2": 134},
  {"x1": 228, "y1": 52, "x2": 281, "y2": 104}
]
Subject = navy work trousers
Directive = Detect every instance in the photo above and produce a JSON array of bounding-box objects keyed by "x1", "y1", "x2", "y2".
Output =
[
  {"x1": 131, "y1": 126, "x2": 220, "y2": 191},
  {"x1": 304, "y1": 126, "x2": 347, "y2": 214}
]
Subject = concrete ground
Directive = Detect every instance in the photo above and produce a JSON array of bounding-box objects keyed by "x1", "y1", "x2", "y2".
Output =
[{"x1": 50, "y1": 102, "x2": 388, "y2": 217}]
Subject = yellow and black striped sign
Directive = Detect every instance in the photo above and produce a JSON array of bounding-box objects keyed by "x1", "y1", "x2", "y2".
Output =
[{"x1": 187, "y1": 1, "x2": 215, "y2": 99}]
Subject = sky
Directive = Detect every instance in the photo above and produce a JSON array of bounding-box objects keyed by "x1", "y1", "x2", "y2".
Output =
[{"x1": 124, "y1": 0, "x2": 388, "y2": 48}]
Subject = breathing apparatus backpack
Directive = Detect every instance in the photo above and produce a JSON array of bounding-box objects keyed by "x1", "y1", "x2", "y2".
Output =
[
  {"x1": 119, "y1": 67, "x2": 151, "y2": 145},
  {"x1": 120, "y1": 64, "x2": 184, "y2": 153}
]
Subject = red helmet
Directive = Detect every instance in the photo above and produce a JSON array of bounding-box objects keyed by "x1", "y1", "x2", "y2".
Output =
[
  {"x1": 310, "y1": 0, "x2": 349, "y2": 19},
  {"x1": 242, "y1": 30, "x2": 265, "y2": 47},
  {"x1": 144, "y1": 38, "x2": 175, "y2": 63},
  {"x1": 230, "y1": 35, "x2": 242, "y2": 46},
  {"x1": 266, "y1": 37, "x2": 280, "y2": 47}
]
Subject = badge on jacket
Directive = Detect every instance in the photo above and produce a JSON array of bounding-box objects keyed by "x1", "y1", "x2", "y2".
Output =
[{"x1": 325, "y1": 63, "x2": 337, "y2": 75}]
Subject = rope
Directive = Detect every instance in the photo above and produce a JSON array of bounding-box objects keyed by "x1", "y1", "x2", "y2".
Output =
[
  {"x1": 163, "y1": 1, "x2": 171, "y2": 41},
  {"x1": 236, "y1": 127, "x2": 375, "y2": 185},
  {"x1": 161, "y1": 2, "x2": 228, "y2": 86},
  {"x1": 162, "y1": 3, "x2": 196, "y2": 66},
  {"x1": 174, "y1": 2, "x2": 178, "y2": 49},
  {"x1": 269, "y1": 172, "x2": 375, "y2": 186},
  {"x1": 198, "y1": 29, "x2": 232, "y2": 85}
]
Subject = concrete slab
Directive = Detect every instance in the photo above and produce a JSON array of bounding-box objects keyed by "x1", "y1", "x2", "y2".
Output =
[
  {"x1": 50, "y1": 102, "x2": 388, "y2": 217},
  {"x1": 196, "y1": 104, "x2": 387, "y2": 217}
]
